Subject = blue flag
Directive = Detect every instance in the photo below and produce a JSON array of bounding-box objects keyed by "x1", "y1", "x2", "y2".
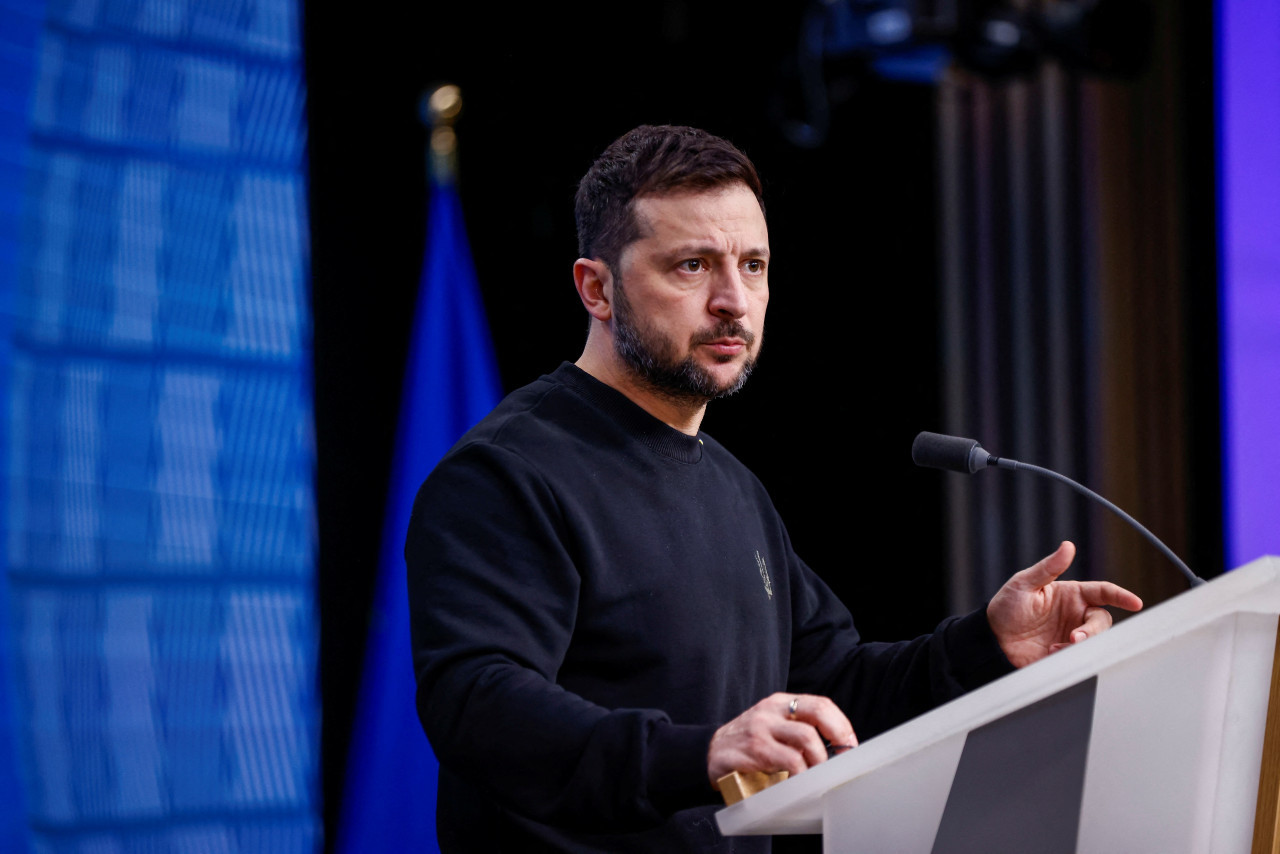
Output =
[{"x1": 336, "y1": 174, "x2": 502, "y2": 853}]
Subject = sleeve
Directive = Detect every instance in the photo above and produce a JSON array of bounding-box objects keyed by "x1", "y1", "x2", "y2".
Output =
[
  {"x1": 783, "y1": 548, "x2": 1016, "y2": 741},
  {"x1": 405, "y1": 442, "x2": 718, "y2": 832}
]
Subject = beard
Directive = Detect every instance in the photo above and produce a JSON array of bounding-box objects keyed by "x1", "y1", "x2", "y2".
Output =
[{"x1": 612, "y1": 277, "x2": 759, "y2": 405}]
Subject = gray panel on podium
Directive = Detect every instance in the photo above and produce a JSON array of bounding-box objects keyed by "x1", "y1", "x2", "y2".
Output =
[{"x1": 931, "y1": 676, "x2": 1095, "y2": 854}]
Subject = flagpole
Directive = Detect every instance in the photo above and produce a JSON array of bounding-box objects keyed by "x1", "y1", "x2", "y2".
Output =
[{"x1": 335, "y1": 80, "x2": 502, "y2": 853}]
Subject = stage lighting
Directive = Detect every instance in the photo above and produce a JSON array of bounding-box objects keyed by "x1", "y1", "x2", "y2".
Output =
[{"x1": 773, "y1": 0, "x2": 1152, "y2": 145}]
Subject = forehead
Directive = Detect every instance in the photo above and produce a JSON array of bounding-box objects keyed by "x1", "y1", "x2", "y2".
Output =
[{"x1": 630, "y1": 184, "x2": 768, "y2": 249}]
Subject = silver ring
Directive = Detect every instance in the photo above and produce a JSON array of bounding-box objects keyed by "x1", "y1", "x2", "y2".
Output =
[{"x1": 788, "y1": 696, "x2": 800, "y2": 716}]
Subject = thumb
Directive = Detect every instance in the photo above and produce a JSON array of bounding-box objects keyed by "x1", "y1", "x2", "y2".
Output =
[{"x1": 1016, "y1": 541, "x2": 1076, "y2": 590}]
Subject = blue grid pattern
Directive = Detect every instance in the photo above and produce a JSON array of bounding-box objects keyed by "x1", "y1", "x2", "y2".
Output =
[{"x1": 2, "y1": 0, "x2": 318, "y2": 850}]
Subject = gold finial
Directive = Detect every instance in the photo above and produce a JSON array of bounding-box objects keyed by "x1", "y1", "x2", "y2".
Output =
[{"x1": 421, "y1": 84, "x2": 462, "y2": 184}]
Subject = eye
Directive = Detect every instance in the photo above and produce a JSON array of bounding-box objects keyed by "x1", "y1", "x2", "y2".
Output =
[
  {"x1": 678, "y1": 259, "x2": 704, "y2": 273},
  {"x1": 743, "y1": 259, "x2": 766, "y2": 274}
]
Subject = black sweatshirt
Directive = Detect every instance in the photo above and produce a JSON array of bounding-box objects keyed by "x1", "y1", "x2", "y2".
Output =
[{"x1": 406, "y1": 363, "x2": 1013, "y2": 852}]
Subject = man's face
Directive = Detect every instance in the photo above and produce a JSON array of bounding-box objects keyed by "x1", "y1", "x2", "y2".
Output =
[{"x1": 609, "y1": 183, "x2": 769, "y2": 404}]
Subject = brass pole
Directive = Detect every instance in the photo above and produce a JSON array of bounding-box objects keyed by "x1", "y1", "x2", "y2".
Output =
[{"x1": 421, "y1": 83, "x2": 462, "y2": 185}]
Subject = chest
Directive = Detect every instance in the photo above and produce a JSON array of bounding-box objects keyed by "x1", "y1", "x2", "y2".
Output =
[{"x1": 550, "y1": 453, "x2": 791, "y2": 716}]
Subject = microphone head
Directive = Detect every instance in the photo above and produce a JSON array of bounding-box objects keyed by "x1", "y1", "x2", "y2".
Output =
[{"x1": 912, "y1": 432, "x2": 990, "y2": 474}]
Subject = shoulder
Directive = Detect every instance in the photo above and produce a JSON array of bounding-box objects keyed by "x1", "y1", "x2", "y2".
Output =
[
  {"x1": 446, "y1": 366, "x2": 600, "y2": 460},
  {"x1": 418, "y1": 365, "x2": 625, "y2": 508}
]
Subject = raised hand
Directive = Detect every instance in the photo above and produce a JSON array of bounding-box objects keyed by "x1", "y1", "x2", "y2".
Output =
[{"x1": 986, "y1": 541, "x2": 1144, "y2": 668}]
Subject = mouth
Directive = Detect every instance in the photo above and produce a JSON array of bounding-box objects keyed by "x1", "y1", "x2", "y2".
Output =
[
  {"x1": 703, "y1": 337, "x2": 747, "y2": 356},
  {"x1": 695, "y1": 321, "x2": 754, "y2": 351}
]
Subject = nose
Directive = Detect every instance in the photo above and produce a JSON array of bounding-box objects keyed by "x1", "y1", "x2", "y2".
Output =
[{"x1": 708, "y1": 268, "x2": 749, "y2": 319}]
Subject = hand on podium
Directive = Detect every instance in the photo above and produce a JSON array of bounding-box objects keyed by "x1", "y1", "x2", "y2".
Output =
[
  {"x1": 708, "y1": 693, "x2": 858, "y2": 790},
  {"x1": 986, "y1": 541, "x2": 1145, "y2": 668}
]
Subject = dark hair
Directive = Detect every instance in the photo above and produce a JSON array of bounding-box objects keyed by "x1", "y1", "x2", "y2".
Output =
[{"x1": 574, "y1": 125, "x2": 765, "y2": 272}]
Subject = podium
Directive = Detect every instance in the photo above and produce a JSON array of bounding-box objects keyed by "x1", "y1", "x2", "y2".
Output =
[{"x1": 717, "y1": 555, "x2": 1280, "y2": 853}]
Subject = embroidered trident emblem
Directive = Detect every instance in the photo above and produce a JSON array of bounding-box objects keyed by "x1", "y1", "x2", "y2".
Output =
[{"x1": 756, "y1": 550, "x2": 772, "y2": 600}]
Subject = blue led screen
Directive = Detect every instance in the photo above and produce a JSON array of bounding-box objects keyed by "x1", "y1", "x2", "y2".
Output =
[
  {"x1": 1218, "y1": 0, "x2": 1280, "y2": 569},
  {"x1": 0, "y1": 0, "x2": 319, "y2": 850}
]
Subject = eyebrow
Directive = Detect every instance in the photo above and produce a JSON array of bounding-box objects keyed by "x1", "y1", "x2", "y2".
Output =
[{"x1": 661, "y1": 244, "x2": 771, "y2": 261}]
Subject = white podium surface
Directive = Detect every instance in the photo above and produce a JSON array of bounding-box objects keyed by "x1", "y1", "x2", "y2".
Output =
[{"x1": 716, "y1": 555, "x2": 1280, "y2": 853}]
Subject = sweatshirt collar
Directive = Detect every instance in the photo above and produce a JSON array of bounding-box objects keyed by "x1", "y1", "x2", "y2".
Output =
[{"x1": 552, "y1": 363, "x2": 705, "y2": 464}]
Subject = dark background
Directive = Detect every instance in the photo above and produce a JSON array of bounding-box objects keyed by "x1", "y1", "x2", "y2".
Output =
[{"x1": 304, "y1": 1, "x2": 1212, "y2": 843}]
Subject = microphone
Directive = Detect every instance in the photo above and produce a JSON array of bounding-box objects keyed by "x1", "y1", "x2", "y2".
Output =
[
  {"x1": 912, "y1": 431, "x2": 1205, "y2": 588},
  {"x1": 910, "y1": 431, "x2": 992, "y2": 474}
]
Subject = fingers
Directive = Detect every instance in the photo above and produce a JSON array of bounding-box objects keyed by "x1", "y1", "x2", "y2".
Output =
[
  {"x1": 708, "y1": 693, "x2": 856, "y2": 786},
  {"x1": 1070, "y1": 605, "x2": 1113, "y2": 642},
  {"x1": 1015, "y1": 545, "x2": 1142, "y2": 612},
  {"x1": 786, "y1": 694, "x2": 857, "y2": 750},
  {"x1": 1046, "y1": 604, "x2": 1124, "y2": 658},
  {"x1": 1013, "y1": 541, "x2": 1076, "y2": 589},
  {"x1": 1076, "y1": 580, "x2": 1144, "y2": 613}
]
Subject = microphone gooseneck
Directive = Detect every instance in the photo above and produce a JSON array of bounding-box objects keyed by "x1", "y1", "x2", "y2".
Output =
[{"x1": 912, "y1": 431, "x2": 1205, "y2": 589}]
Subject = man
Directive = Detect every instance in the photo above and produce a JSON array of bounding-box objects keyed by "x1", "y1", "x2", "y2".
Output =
[{"x1": 406, "y1": 124, "x2": 1142, "y2": 852}]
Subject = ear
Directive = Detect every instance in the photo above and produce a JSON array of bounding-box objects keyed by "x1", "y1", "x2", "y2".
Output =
[{"x1": 573, "y1": 258, "x2": 613, "y2": 321}]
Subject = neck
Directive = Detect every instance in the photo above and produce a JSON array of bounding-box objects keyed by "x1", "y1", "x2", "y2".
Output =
[{"x1": 576, "y1": 344, "x2": 707, "y2": 437}]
